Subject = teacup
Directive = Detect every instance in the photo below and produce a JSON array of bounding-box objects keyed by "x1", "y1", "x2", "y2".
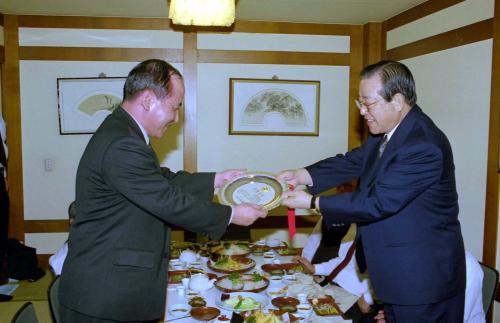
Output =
[{"x1": 297, "y1": 293, "x2": 307, "y2": 304}]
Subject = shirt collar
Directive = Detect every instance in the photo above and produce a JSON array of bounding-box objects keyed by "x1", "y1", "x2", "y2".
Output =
[
  {"x1": 123, "y1": 109, "x2": 150, "y2": 145},
  {"x1": 385, "y1": 122, "x2": 400, "y2": 141}
]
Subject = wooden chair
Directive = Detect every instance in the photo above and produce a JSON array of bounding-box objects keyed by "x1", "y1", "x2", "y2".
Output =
[
  {"x1": 480, "y1": 262, "x2": 499, "y2": 317},
  {"x1": 48, "y1": 276, "x2": 61, "y2": 323},
  {"x1": 11, "y1": 302, "x2": 39, "y2": 323}
]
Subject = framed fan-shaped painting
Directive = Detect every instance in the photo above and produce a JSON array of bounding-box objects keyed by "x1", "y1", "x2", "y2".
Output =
[
  {"x1": 57, "y1": 77, "x2": 126, "y2": 134},
  {"x1": 229, "y1": 78, "x2": 320, "y2": 136}
]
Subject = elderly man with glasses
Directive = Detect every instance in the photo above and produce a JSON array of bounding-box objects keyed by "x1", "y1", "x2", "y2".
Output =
[{"x1": 279, "y1": 60, "x2": 466, "y2": 323}]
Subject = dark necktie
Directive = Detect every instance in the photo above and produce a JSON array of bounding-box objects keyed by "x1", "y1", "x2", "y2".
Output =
[{"x1": 378, "y1": 134, "x2": 388, "y2": 157}]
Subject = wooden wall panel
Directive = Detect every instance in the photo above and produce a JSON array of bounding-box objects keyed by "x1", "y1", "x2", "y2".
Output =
[
  {"x1": 363, "y1": 22, "x2": 384, "y2": 66},
  {"x1": 18, "y1": 15, "x2": 171, "y2": 30},
  {"x1": 386, "y1": 0, "x2": 465, "y2": 31},
  {"x1": 198, "y1": 50, "x2": 349, "y2": 66},
  {"x1": 2, "y1": 15, "x2": 24, "y2": 242},
  {"x1": 19, "y1": 47, "x2": 183, "y2": 62},
  {"x1": 482, "y1": 0, "x2": 500, "y2": 268},
  {"x1": 183, "y1": 33, "x2": 197, "y2": 172},
  {"x1": 348, "y1": 26, "x2": 364, "y2": 150},
  {"x1": 386, "y1": 18, "x2": 493, "y2": 61},
  {"x1": 24, "y1": 220, "x2": 69, "y2": 233}
]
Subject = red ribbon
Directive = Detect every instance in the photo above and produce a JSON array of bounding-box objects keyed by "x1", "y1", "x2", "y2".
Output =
[{"x1": 287, "y1": 185, "x2": 296, "y2": 241}]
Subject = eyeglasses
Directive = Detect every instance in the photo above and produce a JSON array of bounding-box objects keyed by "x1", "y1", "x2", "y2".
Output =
[{"x1": 355, "y1": 98, "x2": 383, "y2": 111}]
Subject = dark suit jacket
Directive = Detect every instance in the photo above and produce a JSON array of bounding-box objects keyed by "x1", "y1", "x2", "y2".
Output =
[
  {"x1": 59, "y1": 107, "x2": 231, "y2": 321},
  {"x1": 306, "y1": 105, "x2": 465, "y2": 305}
]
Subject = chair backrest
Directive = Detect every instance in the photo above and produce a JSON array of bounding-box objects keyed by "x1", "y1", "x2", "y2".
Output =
[
  {"x1": 48, "y1": 276, "x2": 61, "y2": 323},
  {"x1": 11, "y1": 302, "x2": 39, "y2": 323},
  {"x1": 480, "y1": 262, "x2": 499, "y2": 316}
]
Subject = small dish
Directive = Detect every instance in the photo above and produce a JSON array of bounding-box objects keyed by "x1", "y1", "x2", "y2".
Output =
[
  {"x1": 168, "y1": 303, "x2": 191, "y2": 318},
  {"x1": 188, "y1": 296, "x2": 207, "y2": 308},
  {"x1": 191, "y1": 306, "x2": 221, "y2": 321},
  {"x1": 269, "y1": 276, "x2": 283, "y2": 284},
  {"x1": 296, "y1": 304, "x2": 312, "y2": 315},
  {"x1": 271, "y1": 296, "x2": 300, "y2": 308},
  {"x1": 170, "y1": 260, "x2": 184, "y2": 270},
  {"x1": 263, "y1": 251, "x2": 276, "y2": 259}
]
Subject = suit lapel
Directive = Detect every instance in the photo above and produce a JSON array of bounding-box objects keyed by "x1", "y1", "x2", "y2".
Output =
[
  {"x1": 360, "y1": 135, "x2": 385, "y2": 189},
  {"x1": 359, "y1": 105, "x2": 421, "y2": 188},
  {"x1": 380, "y1": 105, "x2": 421, "y2": 159}
]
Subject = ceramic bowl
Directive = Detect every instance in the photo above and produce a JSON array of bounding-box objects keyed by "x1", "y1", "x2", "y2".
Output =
[{"x1": 168, "y1": 303, "x2": 191, "y2": 318}]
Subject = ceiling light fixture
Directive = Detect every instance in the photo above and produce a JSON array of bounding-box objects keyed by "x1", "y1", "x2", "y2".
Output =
[{"x1": 168, "y1": 0, "x2": 235, "y2": 27}]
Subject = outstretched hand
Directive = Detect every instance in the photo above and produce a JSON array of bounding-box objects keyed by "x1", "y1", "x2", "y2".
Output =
[
  {"x1": 214, "y1": 169, "x2": 246, "y2": 188},
  {"x1": 231, "y1": 203, "x2": 267, "y2": 226},
  {"x1": 281, "y1": 190, "x2": 313, "y2": 209},
  {"x1": 276, "y1": 168, "x2": 313, "y2": 187}
]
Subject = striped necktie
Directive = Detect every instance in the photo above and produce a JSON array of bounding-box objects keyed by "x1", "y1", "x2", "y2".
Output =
[{"x1": 378, "y1": 135, "x2": 388, "y2": 157}]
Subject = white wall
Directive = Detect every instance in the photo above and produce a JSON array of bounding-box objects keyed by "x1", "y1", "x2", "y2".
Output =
[
  {"x1": 401, "y1": 40, "x2": 492, "y2": 259},
  {"x1": 387, "y1": 0, "x2": 494, "y2": 50}
]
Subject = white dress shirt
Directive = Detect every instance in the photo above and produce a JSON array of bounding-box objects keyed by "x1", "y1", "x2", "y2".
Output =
[
  {"x1": 302, "y1": 220, "x2": 374, "y2": 304},
  {"x1": 49, "y1": 242, "x2": 68, "y2": 276},
  {"x1": 464, "y1": 250, "x2": 485, "y2": 323}
]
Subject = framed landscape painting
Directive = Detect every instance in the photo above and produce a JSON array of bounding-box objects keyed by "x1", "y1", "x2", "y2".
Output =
[{"x1": 229, "y1": 78, "x2": 320, "y2": 136}]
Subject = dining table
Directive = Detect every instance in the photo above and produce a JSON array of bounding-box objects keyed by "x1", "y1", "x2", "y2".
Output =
[{"x1": 163, "y1": 246, "x2": 357, "y2": 322}]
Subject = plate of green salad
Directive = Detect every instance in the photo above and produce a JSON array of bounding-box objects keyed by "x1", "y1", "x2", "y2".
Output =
[{"x1": 215, "y1": 292, "x2": 268, "y2": 312}]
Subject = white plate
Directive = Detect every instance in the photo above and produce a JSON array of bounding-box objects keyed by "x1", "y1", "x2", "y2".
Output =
[
  {"x1": 217, "y1": 172, "x2": 286, "y2": 210},
  {"x1": 215, "y1": 292, "x2": 268, "y2": 312},
  {"x1": 168, "y1": 303, "x2": 191, "y2": 318}
]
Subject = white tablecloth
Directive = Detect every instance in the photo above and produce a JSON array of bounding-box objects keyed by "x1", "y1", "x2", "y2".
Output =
[{"x1": 164, "y1": 253, "x2": 355, "y2": 322}]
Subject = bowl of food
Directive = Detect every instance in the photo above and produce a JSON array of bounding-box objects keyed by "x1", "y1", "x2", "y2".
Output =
[
  {"x1": 215, "y1": 292, "x2": 268, "y2": 312},
  {"x1": 207, "y1": 255, "x2": 256, "y2": 273},
  {"x1": 261, "y1": 263, "x2": 304, "y2": 275},
  {"x1": 215, "y1": 272, "x2": 269, "y2": 293},
  {"x1": 271, "y1": 296, "x2": 299, "y2": 309},
  {"x1": 191, "y1": 306, "x2": 220, "y2": 321},
  {"x1": 168, "y1": 303, "x2": 191, "y2": 318},
  {"x1": 188, "y1": 296, "x2": 207, "y2": 308}
]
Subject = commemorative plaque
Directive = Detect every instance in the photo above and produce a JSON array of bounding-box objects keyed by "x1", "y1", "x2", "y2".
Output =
[{"x1": 217, "y1": 172, "x2": 286, "y2": 210}]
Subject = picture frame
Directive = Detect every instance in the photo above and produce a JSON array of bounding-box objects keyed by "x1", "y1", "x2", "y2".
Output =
[
  {"x1": 57, "y1": 77, "x2": 126, "y2": 134},
  {"x1": 229, "y1": 78, "x2": 320, "y2": 136}
]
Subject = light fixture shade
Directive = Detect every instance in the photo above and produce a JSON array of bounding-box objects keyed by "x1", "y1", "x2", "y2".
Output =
[{"x1": 168, "y1": 0, "x2": 235, "y2": 27}]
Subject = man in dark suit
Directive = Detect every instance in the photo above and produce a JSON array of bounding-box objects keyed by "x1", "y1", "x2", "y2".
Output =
[
  {"x1": 279, "y1": 60, "x2": 465, "y2": 322},
  {"x1": 59, "y1": 59, "x2": 267, "y2": 323}
]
